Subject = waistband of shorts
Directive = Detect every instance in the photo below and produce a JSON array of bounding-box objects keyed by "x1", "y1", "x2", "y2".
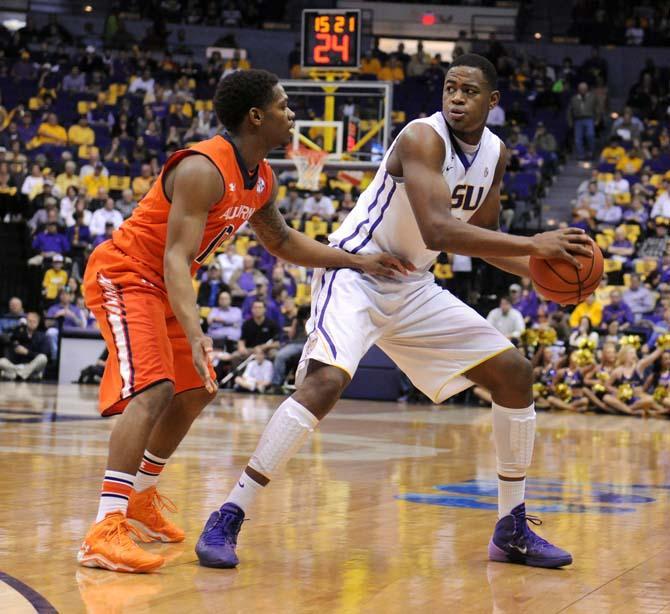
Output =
[{"x1": 93, "y1": 240, "x2": 166, "y2": 289}]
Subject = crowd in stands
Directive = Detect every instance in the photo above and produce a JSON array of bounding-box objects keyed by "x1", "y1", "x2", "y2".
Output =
[
  {"x1": 3, "y1": 10, "x2": 670, "y2": 417},
  {"x1": 479, "y1": 276, "x2": 670, "y2": 418},
  {"x1": 0, "y1": 14, "x2": 575, "y2": 391},
  {"x1": 472, "y1": 87, "x2": 670, "y2": 419},
  {"x1": 571, "y1": 1, "x2": 670, "y2": 47},
  {"x1": 0, "y1": 17, "x2": 568, "y2": 387}
]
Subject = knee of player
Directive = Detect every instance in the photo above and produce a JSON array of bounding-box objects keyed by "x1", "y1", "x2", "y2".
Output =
[
  {"x1": 494, "y1": 351, "x2": 533, "y2": 392},
  {"x1": 134, "y1": 380, "x2": 175, "y2": 415},
  {"x1": 296, "y1": 363, "x2": 349, "y2": 415}
]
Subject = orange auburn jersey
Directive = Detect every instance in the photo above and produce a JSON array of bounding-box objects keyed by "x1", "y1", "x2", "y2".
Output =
[{"x1": 111, "y1": 134, "x2": 274, "y2": 288}]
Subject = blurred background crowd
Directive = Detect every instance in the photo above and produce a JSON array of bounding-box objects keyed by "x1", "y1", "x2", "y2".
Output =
[{"x1": 2, "y1": 2, "x2": 670, "y2": 417}]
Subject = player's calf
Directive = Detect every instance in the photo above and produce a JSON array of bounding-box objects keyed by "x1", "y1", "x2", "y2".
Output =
[
  {"x1": 293, "y1": 361, "x2": 350, "y2": 420},
  {"x1": 196, "y1": 363, "x2": 349, "y2": 568},
  {"x1": 468, "y1": 349, "x2": 572, "y2": 568}
]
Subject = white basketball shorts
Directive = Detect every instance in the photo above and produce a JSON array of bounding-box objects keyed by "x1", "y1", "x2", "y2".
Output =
[{"x1": 296, "y1": 268, "x2": 514, "y2": 403}]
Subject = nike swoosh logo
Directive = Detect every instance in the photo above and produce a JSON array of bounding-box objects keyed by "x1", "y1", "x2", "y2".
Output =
[
  {"x1": 238, "y1": 481, "x2": 245, "y2": 488},
  {"x1": 509, "y1": 544, "x2": 527, "y2": 554}
]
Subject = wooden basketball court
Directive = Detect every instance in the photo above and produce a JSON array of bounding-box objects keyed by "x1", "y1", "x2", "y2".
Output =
[{"x1": 1, "y1": 382, "x2": 669, "y2": 613}]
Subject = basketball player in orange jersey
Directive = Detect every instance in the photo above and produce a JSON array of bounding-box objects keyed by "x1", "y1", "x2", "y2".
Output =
[
  {"x1": 77, "y1": 69, "x2": 410, "y2": 573},
  {"x1": 198, "y1": 54, "x2": 593, "y2": 570}
]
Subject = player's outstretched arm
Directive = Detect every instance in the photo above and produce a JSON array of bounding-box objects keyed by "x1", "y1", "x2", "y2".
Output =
[
  {"x1": 398, "y1": 124, "x2": 592, "y2": 267},
  {"x1": 164, "y1": 155, "x2": 223, "y2": 393},
  {"x1": 249, "y1": 173, "x2": 414, "y2": 278}
]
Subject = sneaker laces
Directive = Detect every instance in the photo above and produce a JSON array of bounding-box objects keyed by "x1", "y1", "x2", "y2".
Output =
[
  {"x1": 102, "y1": 515, "x2": 150, "y2": 548},
  {"x1": 150, "y1": 490, "x2": 178, "y2": 516},
  {"x1": 136, "y1": 489, "x2": 177, "y2": 529},
  {"x1": 516, "y1": 513, "x2": 551, "y2": 550},
  {"x1": 205, "y1": 511, "x2": 245, "y2": 546}
]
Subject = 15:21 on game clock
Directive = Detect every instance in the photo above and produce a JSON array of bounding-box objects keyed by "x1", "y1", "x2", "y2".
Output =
[{"x1": 301, "y1": 9, "x2": 361, "y2": 70}]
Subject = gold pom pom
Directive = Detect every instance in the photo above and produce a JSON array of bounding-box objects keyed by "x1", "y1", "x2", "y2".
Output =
[
  {"x1": 521, "y1": 329, "x2": 539, "y2": 347},
  {"x1": 532, "y1": 382, "x2": 547, "y2": 397},
  {"x1": 617, "y1": 383, "x2": 634, "y2": 401},
  {"x1": 555, "y1": 383, "x2": 572, "y2": 402},
  {"x1": 593, "y1": 383, "x2": 606, "y2": 394},
  {"x1": 657, "y1": 334, "x2": 670, "y2": 350},
  {"x1": 653, "y1": 386, "x2": 668, "y2": 403},
  {"x1": 538, "y1": 327, "x2": 557, "y2": 346},
  {"x1": 597, "y1": 371, "x2": 610, "y2": 383},
  {"x1": 577, "y1": 337, "x2": 597, "y2": 351},
  {"x1": 620, "y1": 335, "x2": 641, "y2": 350},
  {"x1": 574, "y1": 349, "x2": 595, "y2": 367}
]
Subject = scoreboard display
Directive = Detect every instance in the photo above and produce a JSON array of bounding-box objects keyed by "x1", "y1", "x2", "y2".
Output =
[{"x1": 301, "y1": 9, "x2": 361, "y2": 70}]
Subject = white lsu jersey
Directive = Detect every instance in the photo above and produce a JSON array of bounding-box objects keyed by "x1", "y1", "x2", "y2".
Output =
[{"x1": 329, "y1": 111, "x2": 503, "y2": 275}]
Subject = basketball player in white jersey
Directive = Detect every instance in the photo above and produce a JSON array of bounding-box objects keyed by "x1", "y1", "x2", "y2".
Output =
[{"x1": 196, "y1": 54, "x2": 591, "y2": 569}]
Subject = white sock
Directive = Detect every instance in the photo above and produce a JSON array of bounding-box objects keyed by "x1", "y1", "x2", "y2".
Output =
[
  {"x1": 96, "y1": 470, "x2": 135, "y2": 523},
  {"x1": 133, "y1": 450, "x2": 168, "y2": 493},
  {"x1": 498, "y1": 478, "x2": 526, "y2": 518},
  {"x1": 224, "y1": 470, "x2": 264, "y2": 513}
]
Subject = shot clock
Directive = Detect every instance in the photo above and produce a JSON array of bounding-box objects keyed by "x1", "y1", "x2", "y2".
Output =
[{"x1": 301, "y1": 9, "x2": 362, "y2": 70}]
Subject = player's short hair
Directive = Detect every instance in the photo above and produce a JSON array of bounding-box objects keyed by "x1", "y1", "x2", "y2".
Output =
[
  {"x1": 214, "y1": 69, "x2": 279, "y2": 131},
  {"x1": 448, "y1": 53, "x2": 498, "y2": 90}
]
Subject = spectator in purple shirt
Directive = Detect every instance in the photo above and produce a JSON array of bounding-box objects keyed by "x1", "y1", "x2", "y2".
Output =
[
  {"x1": 623, "y1": 196, "x2": 649, "y2": 226},
  {"x1": 66, "y1": 211, "x2": 92, "y2": 249},
  {"x1": 601, "y1": 289, "x2": 634, "y2": 331},
  {"x1": 17, "y1": 112, "x2": 36, "y2": 143},
  {"x1": 92, "y1": 222, "x2": 115, "y2": 248},
  {"x1": 11, "y1": 51, "x2": 37, "y2": 80},
  {"x1": 45, "y1": 288, "x2": 86, "y2": 358},
  {"x1": 269, "y1": 264, "x2": 297, "y2": 298},
  {"x1": 519, "y1": 143, "x2": 543, "y2": 171},
  {"x1": 510, "y1": 280, "x2": 540, "y2": 322},
  {"x1": 605, "y1": 227, "x2": 635, "y2": 263},
  {"x1": 230, "y1": 255, "x2": 266, "y2": 298},
  {"x1": 247, "y1": 242, "x2": 276, "y2": 277},
  {"x1": 207, "y1": 291, "x2": 242, "y2": 352},
  {"x1": 241, "y1": 280, "x2": 281, "y2": 324},
  {"x1": 29, "y1": 221, "x2": 70, "y2": 266}
]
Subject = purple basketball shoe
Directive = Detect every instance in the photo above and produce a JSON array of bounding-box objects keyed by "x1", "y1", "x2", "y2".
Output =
[
  {"x1": 488, "y1": 503, "x2": 572, "y2": 568},
  {"x1": 196, "y1": 503, "x2": 245, "y2": 568}
]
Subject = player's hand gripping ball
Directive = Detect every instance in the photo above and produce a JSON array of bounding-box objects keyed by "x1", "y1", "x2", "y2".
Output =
[{"x1": 529, "y1": 237, "x2": 603, "y2": 305}]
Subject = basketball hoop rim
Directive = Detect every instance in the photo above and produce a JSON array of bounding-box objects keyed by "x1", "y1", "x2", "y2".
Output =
[{"x1": 285, "y1": 145, "x2": 331, "y2": 163}]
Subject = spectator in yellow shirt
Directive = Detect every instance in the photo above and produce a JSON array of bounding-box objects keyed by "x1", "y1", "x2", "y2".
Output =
[
  {"x1": 82, "y1": 163, "x2": 110, "y2": 197},
  {"x1": 568, "y1": 293, "x2": 603, "y2": 328},
  {"x1": 361, "y1": 52, "x2": 382, "y2": 76},
  {"x1": 68, "y1": 116, "x2": 95, "y2": 147},
  {"x1": 42, "y1": 254, "x2": 69, "y2": 300},
  {"x1": 378, "y1": 58, "x2": 405, "y2": 82},
  {"x1": 56, "y1": 161, "x2": 81, "y2": 194},
  {"x1": 616, "y1": 147, "x2": 644, "y2": 175},
  {"x1": 224, "y1": 50, "x2": 250, "y2": 71},
  {"x1": 131, "y1": 163, "x2": 155, "y2": 199},
  {"x1": 29, "y1": 113, "x2": 67, "y2": 148},
  {"x1": 600, "y1": 136, "x2": 625, "y2": 165}
]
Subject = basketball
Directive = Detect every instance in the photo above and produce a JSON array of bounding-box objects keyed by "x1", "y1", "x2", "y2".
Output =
[{"x1": 529, "y1": 238, "x2": 603, "y2": 305}]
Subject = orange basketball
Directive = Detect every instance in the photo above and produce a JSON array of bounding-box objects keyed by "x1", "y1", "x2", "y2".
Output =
[{"x1": 529, "y1": 238, "x2": 603, "y2": 305}]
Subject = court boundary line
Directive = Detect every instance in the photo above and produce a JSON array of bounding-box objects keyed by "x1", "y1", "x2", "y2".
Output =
[{"x1": 0, "y1": 570, "x2": 58, "y2": 613}]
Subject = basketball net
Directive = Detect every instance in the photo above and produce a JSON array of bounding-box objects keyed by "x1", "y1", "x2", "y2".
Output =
[{"x1": 286, "y1": 145, "x2": 328, "y2": 191}]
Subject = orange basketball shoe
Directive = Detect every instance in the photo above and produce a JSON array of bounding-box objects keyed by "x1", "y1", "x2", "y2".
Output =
[
  {"x1": 127, "y1": 487, "x2": 185, "y2": 543},
  {"x1": 77, "y1": 512, "x2": 165, "y2": 573}
]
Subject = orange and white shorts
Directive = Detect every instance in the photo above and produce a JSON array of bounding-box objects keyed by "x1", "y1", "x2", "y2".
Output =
[{"x1": 83, "y1": 241, "x2": 213, "y2": 416}]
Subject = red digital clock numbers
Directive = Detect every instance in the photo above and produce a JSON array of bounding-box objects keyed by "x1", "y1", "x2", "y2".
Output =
[{"x1": 301, "y1": 9, "x2": 361, "y2": 70}]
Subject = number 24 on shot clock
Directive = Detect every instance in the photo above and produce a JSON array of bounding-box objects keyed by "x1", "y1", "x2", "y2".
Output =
[{"x1": 301, "y1": 9, "x2": 361, "y2": 70}]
